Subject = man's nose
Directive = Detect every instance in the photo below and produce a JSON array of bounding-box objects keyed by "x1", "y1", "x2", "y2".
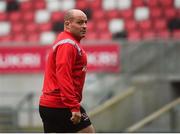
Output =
[{"x1": 83, "y1": 23, "x2": 87, "y2": 28}]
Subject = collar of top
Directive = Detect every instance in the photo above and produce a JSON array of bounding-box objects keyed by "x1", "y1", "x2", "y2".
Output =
[{"x1": 64, "y1": 30, "x2": 81, "y2": 43}]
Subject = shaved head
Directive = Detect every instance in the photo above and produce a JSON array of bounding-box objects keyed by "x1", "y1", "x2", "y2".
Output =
[
  {"x1": 63, "y1": 9, "x2": 88, "y2": 40},
  {"x1": 64, "y1": 9, "x2": 86, "y2": 22}
]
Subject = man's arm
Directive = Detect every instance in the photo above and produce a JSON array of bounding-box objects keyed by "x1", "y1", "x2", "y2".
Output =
[{"x1": 55, "y1": 44, "x2": 81, "y2": 112}]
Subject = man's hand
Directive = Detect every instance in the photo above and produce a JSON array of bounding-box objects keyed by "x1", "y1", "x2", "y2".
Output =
[{"x1": 70, "y1": 111, "x2": 81, "y2": 124}]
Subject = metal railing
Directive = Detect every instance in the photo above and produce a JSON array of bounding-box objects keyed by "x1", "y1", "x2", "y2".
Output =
[{"x1": 126, "y1": 97, "x2": 180, "y2": 132}]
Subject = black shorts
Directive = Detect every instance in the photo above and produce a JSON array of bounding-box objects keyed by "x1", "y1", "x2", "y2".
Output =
[{"x1": 39, "y1": 105, "x2": 92, "y2": 133}]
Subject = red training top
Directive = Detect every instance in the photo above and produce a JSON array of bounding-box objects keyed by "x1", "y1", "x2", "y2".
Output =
[{"x1": 39, "y1": 31, "x2": 87, "y2": 112}]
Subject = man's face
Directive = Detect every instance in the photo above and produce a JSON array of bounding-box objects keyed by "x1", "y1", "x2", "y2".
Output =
[{"x1": 68, "y1": 14, "x2": 87, "y2": 40}]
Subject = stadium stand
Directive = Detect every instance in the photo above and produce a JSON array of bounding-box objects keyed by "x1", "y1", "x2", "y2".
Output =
[{"x1": 0, "y1": 0, "x2": 179, "y2": 44}]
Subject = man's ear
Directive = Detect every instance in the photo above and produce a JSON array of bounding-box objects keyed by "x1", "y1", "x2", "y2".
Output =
[{"x1": 65, "y1": 21, "x2": 70, "y2": 28}]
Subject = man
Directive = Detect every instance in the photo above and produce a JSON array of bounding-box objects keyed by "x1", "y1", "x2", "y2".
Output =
[{"x1": 39, "y1": 9, "x2": 95, "y2": 133}]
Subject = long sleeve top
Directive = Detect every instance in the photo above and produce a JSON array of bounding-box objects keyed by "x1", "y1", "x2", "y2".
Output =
[{"x1": 39, "y1": 31, "x2": 87, "y2": 112}]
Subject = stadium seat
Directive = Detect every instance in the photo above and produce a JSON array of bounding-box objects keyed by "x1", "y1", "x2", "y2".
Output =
[
  {"x1": 39, "y1": 22, "x2": 52, "y2": 32},
  {"x1": 127, "y1": 30, "x2": 142, "y2": 41},
  {"x1": 125, "y1": 19, "x2": 138, "y2": 32},
  {"x1": 134, "y1": 7, "x2": 150, "y2": 21},
  {"x1": 132, "y1": 0, "x2": 145, "y2": 7},
  {"x1": 8, "y1": 11, "x2": 22, "y2": 23},
  {"x1": 46, "y1": 0, "x2": 61, "y2": 12},
  {"x1": 0, "y1": 13, "x2": 7, "y2": 21},
  {"x1": 0, "y1": 1, "x2": 7, "y2": 12},
  {"x1": 138, "y1": 20, "x2": 152, "y2": 31},
  {"x1": 0, "y1": 35, "x2": 12, "y2": 42},
  {"x1": 150, "y1": 7, "x2": 163, "y2": 19},
  {"x1": 159, "y1": 0, "x2": 173, "y2": 7},
  {"x1": 51, "y1": 11, "x2": 64, "y2": 22},
  {"x1": 164, "y1": 7, "x2": 177, "y2": 20},
  {"x1": 35, "y1": 9, "x2": 50, "y2": 24},
  {"x1": 146, "y1": 0, "x2": 160, "y2": 8},
  {"x1": 109, "y1": 19, "x2": 124, "y2": 34},
  {"x1": 0, "y1": 0, "x2": 179, "y2": 43},
  {"x1": 106, "y1": 10, "x2": 120, "y2": 19},
  {"x1": 102, "y1": 0, "x2": 116, "y2": 10},
  {"x1": 76, "y1": 0, "x2": 88, "y2": 9},
  {"x1": 157, "y1": 30, "x2": 170, "y2": 39},
  {"x1": 117, "y1": 0, "x2": 131, "y2": 10},
  {"x1": 27, "y1": 33, "x2": 40, "y2": 42},
  {"x1": 12, "y1": 34, "x2": 27, "y2": 42},
  {"x1": 177, "y1": 9, "x2": 180, "y2": 17},
  {"x1": 153, "y1": 18, "x2": 167, "y2": 32},
  {"x1": 25, "y1": 22, "x2": 38, "y2": 33},
  {"x1": 92, "y1": 10, "x2": 106, "y2": 20},
  {"x1": 40, "y1": 31, "x2": 56, "y2": 45},
  {"x1": 22, "y1": 11, "x2": 34, "y2": 22},
  {"x1": 89, "y1": 0, "x2": 102, "y2": 10},
  {"x1": 20, "y1": 1, "x2": 33, "y2": 11},
  {"x1": 44, "y1": 0, "x2": 72, "y2": 12},
  {"x1": 52, "y1": 21, "x2": 64, "y2": 33},
  {"x1": 96, "y1": 19, "x2": 108, "y2": 32},
  {"x1": 61, "y1": 0, "x2": 75, "y2": 11},
  {"x1": 0, "y1": 22, "x2": 11, "y2": 36},
  {"x1": 85, "y1": 32, "x2": 99, "y2": 40},
  {"x1": 99, "y1": 31, "x2": 112, "y2": 40},
  {"x1": 172, "y1": 30, "x2": 180, "y2": 39},
  {"x1": 142, "y1": 30, "x2": 156, "y2": 40},
  {"x1": 174, "y1": 0, "x2": 180, "y2": 8},
  {"x1": 120, "y1": 9, "x2": 133, "y2": 20},
  {"x1": 11, "y1": 22, "x2": 24, "y2": 34},
  {"x1": 87, "y1": 21, "x2": 96, "y2": 33},
  {"x1": 34, "y1": 0, "x2": 46, "y2": 10}
]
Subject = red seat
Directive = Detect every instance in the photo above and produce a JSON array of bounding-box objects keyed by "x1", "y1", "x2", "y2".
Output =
[
  {"x1": 27, "y1": 33, "x2": 39, "y2": 42},
  {"x1": 120, "y1": 9, "x2": 133, "y2": 20},
  {"x1": 150, "y1": 7, "x2": 163, "y2": 19},
  {"x1": 51, "y1": 12, "x2": 64, "y2": 22},
  {"x1": 106, "y1": 10, "x2": 120, "y2": 19},
  {"x1": 34, "y1": 0, "x2": 46, "y2": 10},
  {"x1": 39, "y1": 22, "x2": 52, "y2": 32},
  {"x1": 8, "y1": 11, "x2": 22, "y2": 22},
  {"x1": 99, "y1": 31, "x2": 112, "y2": 40},
  {"x1": 90, "y1": 0, "x2": 102, "y2": 10},
  {"x1": 76, "y1": 0, "x2": 88, "y2": 9},
  {"x1": 20, "y1": 1, "x2": 33, "y2": 11},
  {"x1": 0, "y1": 13, "x2": 7, "y2": 21},
  {"x1": 125, "y1": 19, "x2": 138, "y2": 32},
  {"x1": 177, "y1": 10, "x2": 180, "y2": 17},
  {"x1": 92, "y1": 10, "x2": 106, "y2": 20},
  {"x1": 96, "y1": 19, "x2": 108, "y2": 32},
  {"x1": 172, "y1": 30, "x2": 180, "y2": 39},
  {"x1": 157, "y1": 30, "x2": 170, "y2": 39},
  {"x1": 132, "y1": 0, "x2": 145, "y2": 7},
  {"x1": 87, "y1": 21, "x2": 96, "y2": 32},
  {"x1": 153, "y1": 18, "x2": 167, "y2": 32},
  {"x1": 142, "y1": 30, "x2": 156, "y2": 39},
  {"x1": 138, "y1": 20, "x2": 152, "y2": 31},
  {"x1": 164, "y1": 8, "x2": 177, "y2": 20},
  {"x1": 85, "y1": 32, "x2": 99, "y2": 40},
  {"x1": 22, "y1": 11, "x2": 34, "y2": 22},
  {"x1": 11, "y1": 23, "x2": 24, "y2": 34},
  {"x1": 128, "y1": 30, "x2": 142, "y2": 41},
  {"x1": 146, "y1": 0, "x2": 160, "y2": 8},
  {"x1": 159, "y1": 0, "x2": 173, "y2": 7},
  {"x1": 12, "y1": 34, "x2": 27, "y2": 42},
  {"x1": 25, "y1": 22, "x2": 38, "y2": 33},
  {"x1": 0, "y1": 35, "x2": 12, "y2": 42}
]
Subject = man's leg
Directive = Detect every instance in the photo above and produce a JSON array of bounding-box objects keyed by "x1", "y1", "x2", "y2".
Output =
[{"x1": 78, "y1": 124, "x2": 95, "y2": 133}]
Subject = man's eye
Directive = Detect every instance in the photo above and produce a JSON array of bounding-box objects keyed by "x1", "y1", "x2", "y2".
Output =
[{"x1": 77, "y1": 22, "x2": 83, "y2": 24}]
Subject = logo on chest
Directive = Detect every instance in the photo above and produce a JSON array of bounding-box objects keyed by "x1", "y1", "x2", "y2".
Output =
[{"x1": 82, "y1": 65, "x2": 87, "y2": 72}]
